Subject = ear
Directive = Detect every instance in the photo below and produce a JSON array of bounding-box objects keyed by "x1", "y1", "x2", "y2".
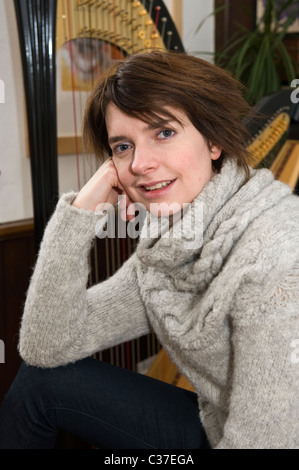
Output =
[{"x1": 210, "y1": 144, "x2": 222, "y2": 161}]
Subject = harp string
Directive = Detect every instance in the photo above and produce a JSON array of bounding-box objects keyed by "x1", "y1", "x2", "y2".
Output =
[
  {"x1": 155, "y1": 5, "x2": 160, "y2": 27},
  {"x1": 66, "y1": 0, "x2": 82, "y2": 190}
]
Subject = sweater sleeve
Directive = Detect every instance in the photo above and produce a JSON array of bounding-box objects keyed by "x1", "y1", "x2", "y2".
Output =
[
  {"x1": 19, "y1": 193, "x2": 150, "y2": 368},
  {"x1": 215, "y1": 255, "x2": 299, "y2": 449}
]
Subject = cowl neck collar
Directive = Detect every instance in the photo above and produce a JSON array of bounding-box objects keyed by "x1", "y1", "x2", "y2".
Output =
[{"x1": 136, "y1": 159, "x2": 289, "y2": 281}]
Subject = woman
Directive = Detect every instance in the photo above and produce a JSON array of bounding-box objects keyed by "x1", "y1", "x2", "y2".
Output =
[{"x1": 0, "y1": 51, "x2": 298, "y2": 449}]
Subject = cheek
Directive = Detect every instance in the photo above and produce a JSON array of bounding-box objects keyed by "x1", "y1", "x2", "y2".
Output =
[
  {"x1": 181, "y1": 149, "x2": 205, "y2": 174},
  {"x1": 183, "y1": 148, "x2": 214, "y2": 186},
  {"x1": 113, "y1": 160, "x2": 127, "y2": 182},
  {"x1": 114, "y1": 161, "x2": 133, "y2": 192}
]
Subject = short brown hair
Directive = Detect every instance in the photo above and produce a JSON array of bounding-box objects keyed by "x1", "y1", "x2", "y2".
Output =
[{"x1": 83, "y1": 50, "x2": 253, "y2": 176}]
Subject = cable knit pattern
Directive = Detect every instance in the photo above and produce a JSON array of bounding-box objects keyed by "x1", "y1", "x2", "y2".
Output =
[
  {"x1": 19, "y1": 159, "x2": 299, "y2": 449},
  {"x1": 135, "y1": 160, "x2": 299, "y2": 448}
]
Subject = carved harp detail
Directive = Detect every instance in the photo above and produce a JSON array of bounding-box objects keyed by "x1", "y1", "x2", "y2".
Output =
[
  {"x1": 14, "y1": 0, "x2": 185, "y2": 374},
  {"x1": 56, "y1": 0, "x2": 177, "y2": 57}
]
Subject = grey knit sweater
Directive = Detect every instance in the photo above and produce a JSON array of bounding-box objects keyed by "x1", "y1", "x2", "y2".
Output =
[{"x1": 19, "y1": 159, "x2": 299, "y2": 449}]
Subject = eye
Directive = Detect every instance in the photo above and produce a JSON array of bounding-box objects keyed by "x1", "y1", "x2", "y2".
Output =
[
  {"x1": 112, "y1": 143, "x2": 132, "y2": 156},
  {"x1": 157, "y1": 129, "x2": 175, "y2": 140}
]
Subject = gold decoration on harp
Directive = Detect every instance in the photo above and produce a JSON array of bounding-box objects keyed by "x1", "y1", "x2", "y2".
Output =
[
  {"x1": 270, "y1": 140, "x2": 299, "y2": 190},
  {"x1": 56, "y1": 0, "x2": 166, "y2": 85},
  {"x1": 248, "y1": 111, "x2": 290, "y2": 167}
]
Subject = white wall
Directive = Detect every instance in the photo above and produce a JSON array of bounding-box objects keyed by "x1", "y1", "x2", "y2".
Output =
[
  {"x1": 0, "y1": 0, "x2": 214, "y2": 223},
  {"x1": 0, "y1": 0, "x2": 33, "y2": 223},
  {"x1": 182, "y1": 0, "x2": 215, "y2": 60}
]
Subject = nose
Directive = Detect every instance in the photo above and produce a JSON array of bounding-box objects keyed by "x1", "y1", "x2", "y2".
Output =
[{"x1": 131, "y1": 145, "x2": 159, "y2": 175}]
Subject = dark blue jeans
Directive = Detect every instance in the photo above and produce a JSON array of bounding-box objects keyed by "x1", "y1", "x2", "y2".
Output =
[{"x1": 0, "y1": 357, "x2": 210, "y2": 449}]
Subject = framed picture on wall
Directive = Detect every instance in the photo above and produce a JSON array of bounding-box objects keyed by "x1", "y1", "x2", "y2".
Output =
[{"x1": 256, "y1": 0, "x2": 299, "y2": 33}]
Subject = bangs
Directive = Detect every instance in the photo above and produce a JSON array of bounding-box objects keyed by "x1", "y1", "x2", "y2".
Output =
[
  {"x1": 83, "y1": 50, "x2": 252, "y2": 178},
  {"x1": 106, "y1": 79, "x2": 184, "y2": 129},
  {"x1": 114, "y1": 107, "x2": 184, "y2": 129}
]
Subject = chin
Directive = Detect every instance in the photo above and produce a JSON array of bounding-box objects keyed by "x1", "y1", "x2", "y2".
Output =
[{"x1": 146, "y1": 202, "x2": 184, "y2": 218}]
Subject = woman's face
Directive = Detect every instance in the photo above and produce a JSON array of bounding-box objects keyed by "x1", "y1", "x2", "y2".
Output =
[{"x1": 106, "y1": 103, "x2": 221, "y2": 216}]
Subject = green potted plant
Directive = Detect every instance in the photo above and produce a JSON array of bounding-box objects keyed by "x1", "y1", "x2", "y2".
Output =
[{"x1": 214, "y1": 0, "x2": 299, "y2": 104}]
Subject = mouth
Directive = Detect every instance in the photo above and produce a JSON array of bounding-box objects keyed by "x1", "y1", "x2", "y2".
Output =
[{"x1": 140, "y1": 179, "x2": 176, "y2": 192}]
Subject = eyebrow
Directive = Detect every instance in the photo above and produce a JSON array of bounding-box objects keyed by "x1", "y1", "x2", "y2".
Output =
[
  {"x1": 107, "y1": 119, "x2": 178, "y2": 146},
  {"x1": 108, "y1": 135, "x2": 129, "y2": 145}
]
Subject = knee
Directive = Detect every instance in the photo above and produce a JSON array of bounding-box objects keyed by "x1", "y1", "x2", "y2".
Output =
[
  {"x1": 4, "y1": 357, "x2": 94, "y2": 409},
  {"x1": 0, "y1": 362, "x2": 47, "y2": 420},
  {"x1": 6, "y1": 361, "x2": 64, "y2": 407},
  {"x1": 7, "y1": 362, "x2": 46, "y2": 400}
]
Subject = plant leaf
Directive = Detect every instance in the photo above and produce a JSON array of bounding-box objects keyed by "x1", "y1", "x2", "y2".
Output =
[{"x1": 194, "y1": 4, "x2": 226, "y2": 35}]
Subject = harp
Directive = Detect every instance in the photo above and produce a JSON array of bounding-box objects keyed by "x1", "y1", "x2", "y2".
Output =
[
  {"x1": 246, "y1": 88, "x2": 299, "y2": 191},
  {"x1": 14, "y1": 0, "x2": 184, "y2": 378}
]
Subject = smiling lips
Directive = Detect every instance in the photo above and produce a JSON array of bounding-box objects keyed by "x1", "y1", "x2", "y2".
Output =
[{"x1": 142, "y1": 180, "x2": 175, "y2": 192}]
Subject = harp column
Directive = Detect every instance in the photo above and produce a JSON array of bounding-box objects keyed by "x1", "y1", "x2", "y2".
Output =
[{"x1": 14, "y1": 0, "x2": 59, "y2": 249}]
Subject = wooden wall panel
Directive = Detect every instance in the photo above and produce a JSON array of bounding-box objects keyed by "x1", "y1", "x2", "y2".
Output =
[
  {"x1": 214, "y1": 0, "x2": 256, "y2": 53},
  {"x1": 0, "y1": 220, "x2": 36, "y2": 403}
]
